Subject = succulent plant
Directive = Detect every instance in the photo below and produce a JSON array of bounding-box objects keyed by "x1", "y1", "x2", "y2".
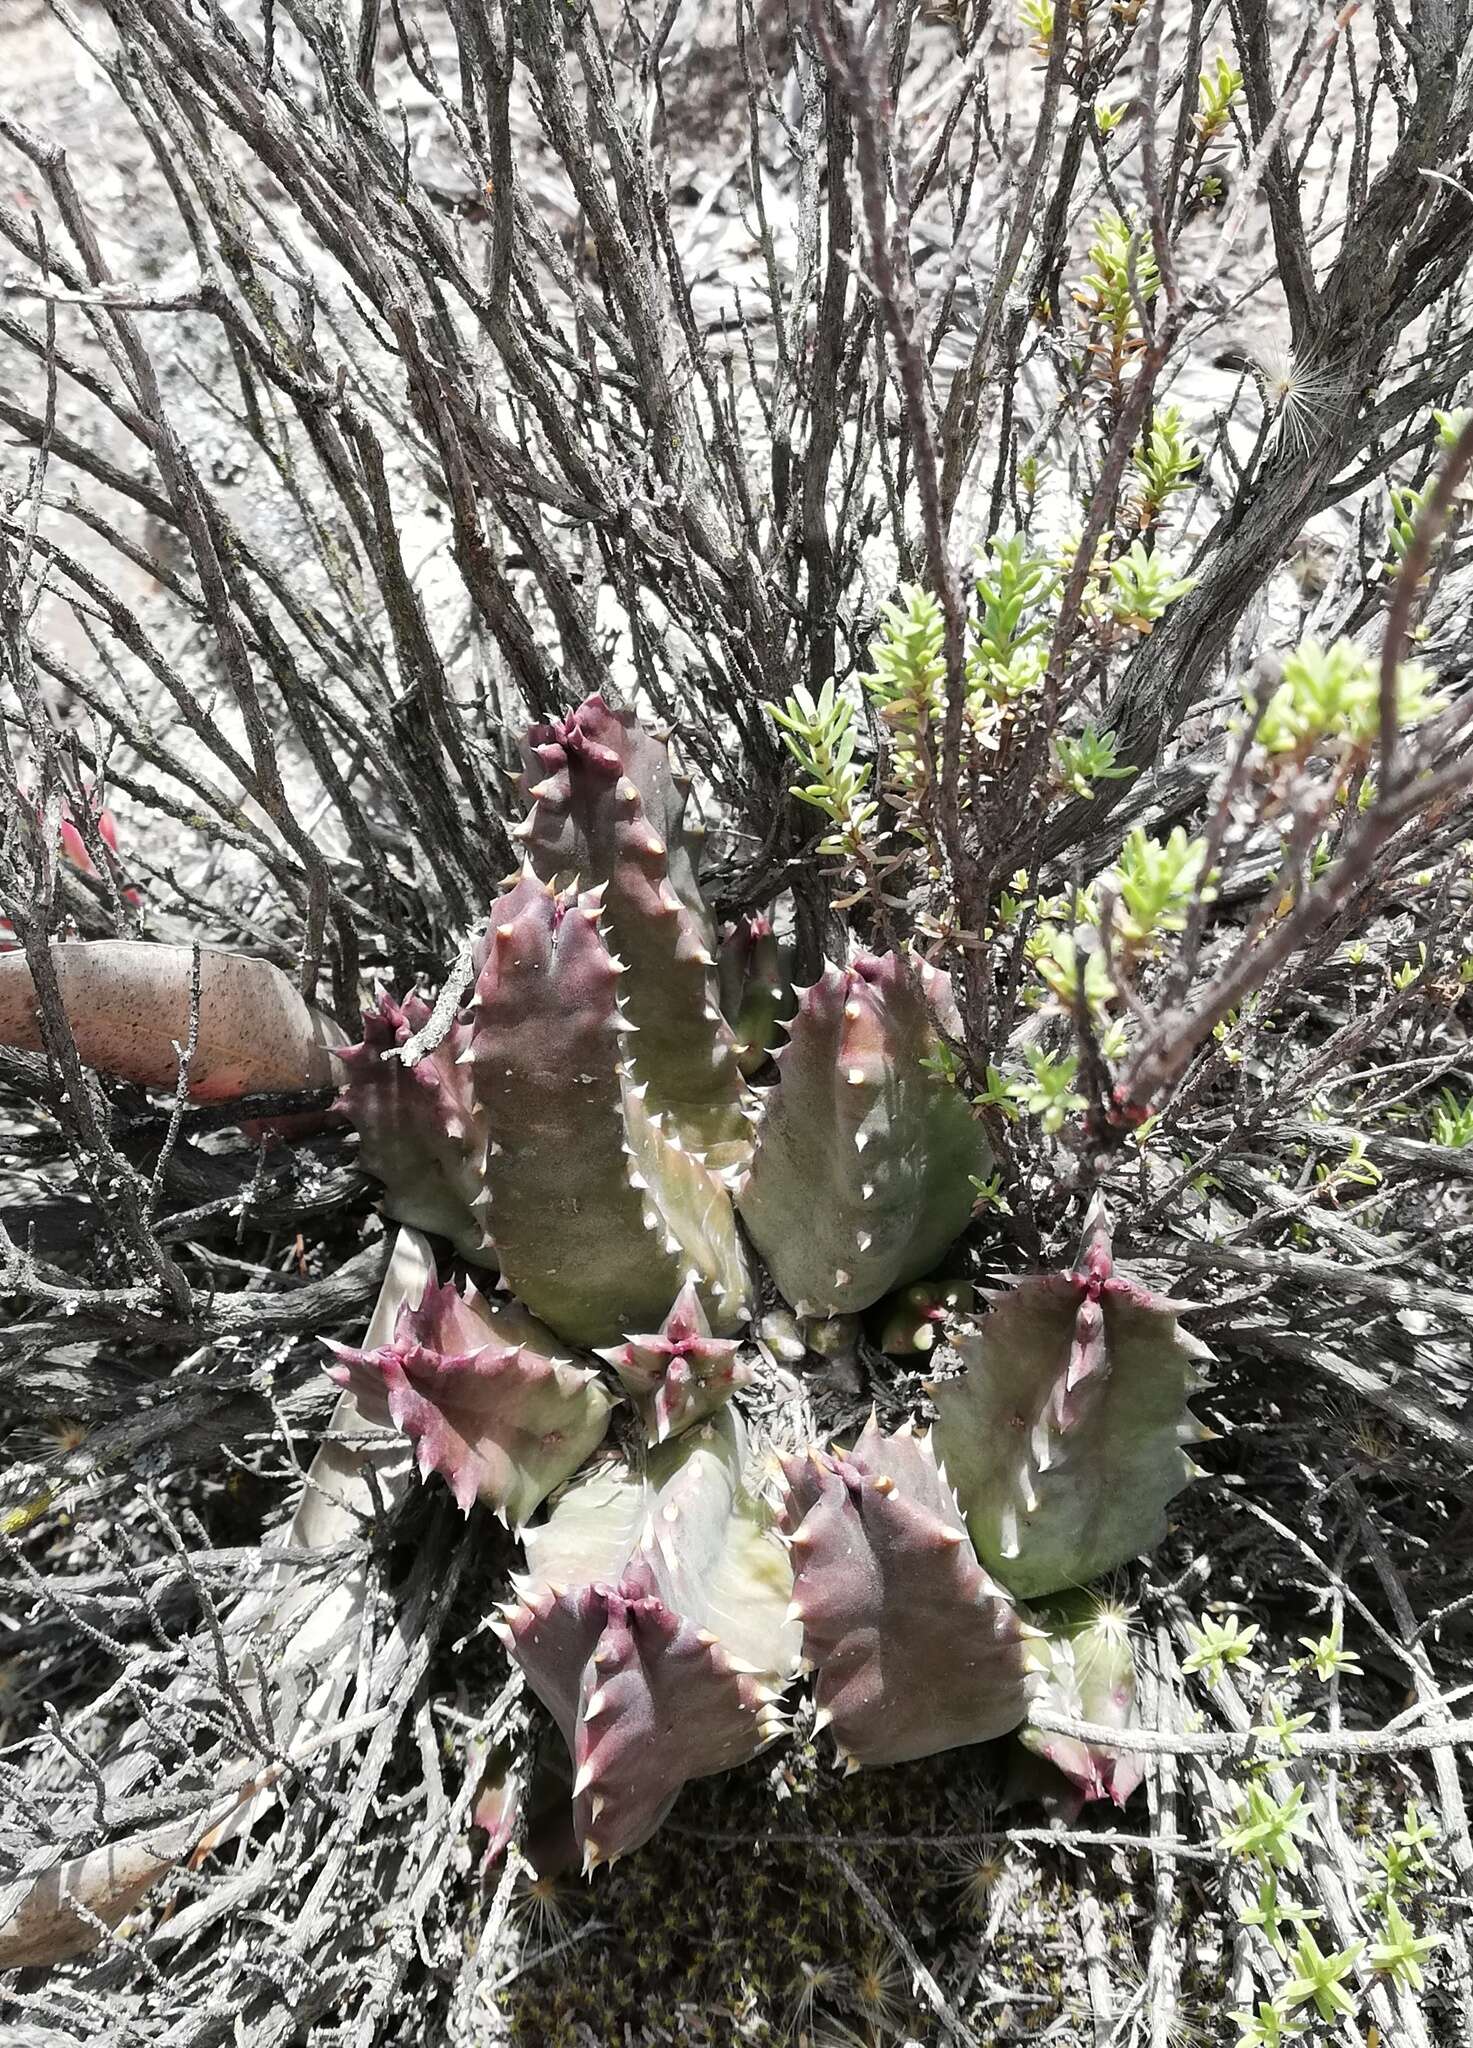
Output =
[
  {"x1": 336, "y1": 991, "x2": 490, "y2": 1260},
  {"x1": 466, "y1": 874, "x2": 750, "y2": 1345},
  {"x1": 342, "y1": 868, "x2": 749, "y2": 1347},
  {"x1": 1019, "y1": 1592, "x2": 1145, "y2": 1811},
  {"x1": 596, "y1": 1279, "x2": 752, "y2": 1443},
  {"x1": 470, "y1": 1741, "x2": 522, "y2": 1873},
  {"x1": 931, "y1": 1196, "x2": 1209, "y2": 1599},
  {"x1": 753, "y1": 1306, "x2": 809, "y2": 1367},
  {"x1": 876, "y1": 1278, "x2": 975, "y2": 1356},
  {"x1": 780, "y1": 1415, "x2": 1032, "y2": 1769},
  {"x1": 717, "y1": 912, "x2": 794, "y2": 1074},
  {"x1": 325, "y1": 1271, "x2": 615, "y2": 1526},
  {"x1": 736, "y1": 954, "x2": 992, "y2": 1317},
  {"x1": 0, "y1": 692, "x2": 1208, "y2": 1896},
  {"x1": 516, "y1": 694, "x2": 750, "y2": 1165},
  {"x1": 493, "y1": 1411, "x2": 799, "y2": 1867},
  {"x1": 337, "y1": 701, "x2": 994, "y2": 1350}
]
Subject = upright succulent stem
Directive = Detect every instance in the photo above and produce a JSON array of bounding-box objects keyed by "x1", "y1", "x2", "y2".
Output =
[
  {"x1": 1019, "y1": 1592, "x2": 1145, "y2": 1810},
  {"x1": 517, "y1": 695, "x2": 750, "y2": 1164},
  {"x1": 336, "y1": 991, "x2": 491, "y2": 1260},
  {"x1": 466, "y1": 873, "x2": 747, "y2": 1345},
  {"x1": 325, "y1": 1272, "x2": 614, "y2": 1525},
  {"x1": 931, "y1": 1196, "x2": 1210, "y2": 1598},
  {"x1": 780, "y1": 1415, "x2": 1031, "y2": 1769},
  {"x1": 738, "y1": 954, "x2": 991, "y2": 1315},
  {"x1": 717, "y1": 912, "x2": 794, "y2": 1075},
  {"x1": 495, "y1": 1413, "x2": 799, "y2": 1865},
  {"x1": 596, "y1": 1279, "x2": 751, "y2": 1442}
]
